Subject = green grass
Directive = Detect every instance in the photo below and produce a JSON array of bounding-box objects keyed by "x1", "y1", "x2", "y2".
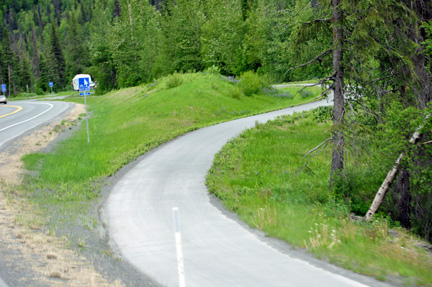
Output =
[
  {"x1": 277, "y1": 79, "x2": 320, "y2": 85},
  {"x1": 17, "y1": 72, "x2": 322, "y2": 244},
  {"x1": 21, "y1": 72, "x2": 320, "y2": 202},
  {"x1": 7, "y1": 90, "x2": 81, "y2": 101},
  {"x1": 16, "y1": 73, "x2": 432, "y2": 284},
  {"x1": 206, "y1": 111, "x2": 432, "y2": 286}
]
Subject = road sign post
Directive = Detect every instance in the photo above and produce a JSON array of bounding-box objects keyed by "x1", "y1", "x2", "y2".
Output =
[
  {"x1": 78, "y1": 77, "x2": 91, "y2": 143},
  {"x1": 49, "y1": 81, "x2": 54, "y2": 94}
]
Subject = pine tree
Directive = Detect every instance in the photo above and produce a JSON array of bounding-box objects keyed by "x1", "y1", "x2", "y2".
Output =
[
  {"x1": 330, "y1": 0, "x2": 344, "y2": 185},
  {"x1": 65, "y1": 11, "x2": 89, "y2": 79},
  {"x1": 110, "y1": 0, "x2": 160, "y2": 86},
  {"x1": 0, "y1": 25, "x2": 14, "y2": 96},
  {"x1": 49, "y1": 22, "x2": 66, "y2": 88},
  {"x1": 37, "y1": 53, "x2": 50, "y2": 92},
  {"x1": 18, "y1": 53, "x2": 32, "y2": 92}
]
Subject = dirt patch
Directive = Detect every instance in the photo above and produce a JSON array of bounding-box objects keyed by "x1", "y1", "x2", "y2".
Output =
[{"x1": 0, "y1": 104, "x2": 124, "y2": 286}]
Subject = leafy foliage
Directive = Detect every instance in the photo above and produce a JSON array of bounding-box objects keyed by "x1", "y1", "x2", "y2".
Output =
[{"x1": 238, "y1": 71, "x2": 268, "y2": 97}]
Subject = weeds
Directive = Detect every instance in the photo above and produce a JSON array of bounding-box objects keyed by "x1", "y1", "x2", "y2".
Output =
[
  {"x1": 252, "y1": 205, "x2": 277, "y2": 230},
  {"x1": 206, "y1": 110, "x2": 432, "y2": 285}
]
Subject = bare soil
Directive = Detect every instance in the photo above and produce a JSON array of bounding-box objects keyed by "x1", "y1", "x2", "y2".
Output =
[{"x1": 0, "y1": 104, "x2": 124, "y2": 286}]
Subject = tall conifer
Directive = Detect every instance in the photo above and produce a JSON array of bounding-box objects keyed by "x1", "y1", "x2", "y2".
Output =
[{"x1": 49, "y1": 23, "x2": 66, "y2": 88}]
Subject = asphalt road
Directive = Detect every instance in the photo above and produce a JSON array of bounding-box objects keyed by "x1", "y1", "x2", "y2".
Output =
[
  {"x1": 104, "y1": 95, "x2": 390, "y2": 287},
  {"x1": 0, "y1": 100, "x2": 73, "y2": 149},
  {"x1": 0, "y1": 100, "x2": 73, "y2": 287}
]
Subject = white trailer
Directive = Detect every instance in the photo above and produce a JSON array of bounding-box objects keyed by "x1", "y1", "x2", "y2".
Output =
[{"x1": 72, "y1": 74, "x2": 95, "y2": 91}]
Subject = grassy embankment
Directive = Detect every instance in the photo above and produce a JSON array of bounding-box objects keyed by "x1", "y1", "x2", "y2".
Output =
[
  {"x1": 206, "y1": 110, "x2": 432, "y2": 286},
  {"x1": 19, "y1": 72, "x2": 320, "y2": 227}
]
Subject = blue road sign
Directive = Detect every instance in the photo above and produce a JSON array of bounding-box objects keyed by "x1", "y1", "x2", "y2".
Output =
[
  {"x1": 1, "y1": 84, "x2": 6, "y2": 93},
  {"x1": 79, "y1": 92, "x2": 91, "y2": 96},
  {"x1": 78, "y1": 77, "x2": 91, "y2": 92},
  {"x1": 49, "y1": 82, "x2": 54, "y2": 87}
]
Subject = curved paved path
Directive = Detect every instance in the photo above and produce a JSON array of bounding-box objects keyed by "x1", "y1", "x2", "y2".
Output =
[{"x1": 105, "y1": 96, "x2": 385, "y2": 287}]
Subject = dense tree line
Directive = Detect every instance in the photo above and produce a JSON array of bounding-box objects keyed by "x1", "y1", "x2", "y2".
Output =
[
  {"x1": 0, "y1": 0, "x2": 323, "y2": 95},
  {"x1": 0, "y1": 0, "x2": 431, "y2": 241}
]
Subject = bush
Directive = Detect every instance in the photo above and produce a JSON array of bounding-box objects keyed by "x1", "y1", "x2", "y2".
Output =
[
  {"x1": 34, "y1": 87, "x2": 45, "y2": 95},
  {"x1": 164, "y1": 73, "x2": 183, "y2": 89},
  {"x1": 226, "y1": 85, "x2": 242, "y2": 99},
  {"x1": 205, "y1": 65, "x2": 221, "y2": 75},
  {"x1": 238, "y1": 71, "x2": 268, "y2": 97}
]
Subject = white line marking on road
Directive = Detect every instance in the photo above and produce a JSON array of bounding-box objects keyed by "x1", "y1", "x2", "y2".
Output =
[
  {"x1": 173, "y1": 207, "x2": 186, "y2": 287},
  {"x1": 0, "y1": 103, "x2": 54, "y2": 132},
  {"x1": 0, "y1": 277, "x2": 9, "y2": 287}
]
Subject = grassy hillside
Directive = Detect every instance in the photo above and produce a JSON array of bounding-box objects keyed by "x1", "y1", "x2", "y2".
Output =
[
  {"x1": 22, "y1": 72, "x2": 321, "y2": 202},
  {"x1": 206, "y1": 111, "x2": 432, "y2": 286},
  {"x1": 17, "y1": 72, "x2": 432, "y2": 285}
]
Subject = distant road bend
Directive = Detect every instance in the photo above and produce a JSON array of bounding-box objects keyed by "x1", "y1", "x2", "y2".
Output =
[
  {"x1": 105, "y1": 94, "x2": 390, "y2": 287},
  {"x1": 0, "y1": 100, "x2": 72, "y2": 149}
]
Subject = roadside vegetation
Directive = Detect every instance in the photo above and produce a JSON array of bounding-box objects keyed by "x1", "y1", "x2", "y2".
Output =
[
  {"x1": 206, "y1": 111, "x2": 432, "y2": 286},
  {"x1": 19, "y1": 72, "x2": 321, "y2": 229}
]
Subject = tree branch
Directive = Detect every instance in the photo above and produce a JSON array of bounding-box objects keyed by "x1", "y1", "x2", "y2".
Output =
[
  {"x1": 303, "y1": 18, "x2": 331, "y2": 25},
  {"x1": 281, "y1": 49, "x2": 332, "y2": 79},
  {"x1": 314, "y1": 86, "x2": 332, "y2": 99},
  {"x1": 296, "y1": 138, "x2": 332, "y2": 174},
  {"x1": 292, "y1": 74, "x2": 335, "y2": 98},
  {"x1": 302, "y1": 137, "x2": 332, "y2": 160}
]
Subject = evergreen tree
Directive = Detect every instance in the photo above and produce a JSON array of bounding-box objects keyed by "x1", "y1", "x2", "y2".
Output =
[
  {"x1": 65, "y1": 11, "x2": 89, "y2": 80},
  {"x1": 37, "y1": 53, "x2": 50, "y2": 92},
  {"x1": 49, "y1": 23, "x2": 66, "y2": 88},
  {"x1": 88, "y1": 0, "x2": 117, "y2": 92},
  {"x1": 155, "y1": 0, "x2": 204, "y2": 76},
  {"x1": 110, "y1": 0, "x2": 160, "y2": 87},
  {"x1": 0, "y1": 25, "x2": 15, "y2": 96},
  {"x1": 18, "y1": 53, "x2": 32, "y2": 92}
]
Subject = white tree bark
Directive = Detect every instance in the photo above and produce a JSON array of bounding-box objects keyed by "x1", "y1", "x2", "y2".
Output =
[{"x1": 364, "y1": 116, "x2": 429, "y2": 221}]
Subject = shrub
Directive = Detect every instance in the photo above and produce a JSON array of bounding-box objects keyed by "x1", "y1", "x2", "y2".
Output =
[
  {"x1": 34, "y1": 87, "x2": 45, "y2": 95},
  {"x1": 238, "y1": 71, "x2": 268, "y2": 97},
  {"x1": 205, "y1": 65, "x2": 221, "y2": 75},
  {"x1": 313, "y1": 106, "x2": 333, "y2": 123},
  {"x1": 164, "y1": 73, "x2": 183, "y2": 89},
  {"x1": 226, "y1": 85, "x2": 242, "y2": 99}
]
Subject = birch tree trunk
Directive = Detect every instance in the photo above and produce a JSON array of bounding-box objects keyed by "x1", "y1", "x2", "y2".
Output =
[
  {"x1": 365, "y1": 118, "x2": 428, "y2": 221},
  {"x1": 364, "y1": 154, "x2": 404, "y2": 221}
]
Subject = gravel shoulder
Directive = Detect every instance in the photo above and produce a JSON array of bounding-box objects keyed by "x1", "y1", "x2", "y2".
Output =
[{"x1": 0, "y1": 103, "x2": 159, "y2": 287}]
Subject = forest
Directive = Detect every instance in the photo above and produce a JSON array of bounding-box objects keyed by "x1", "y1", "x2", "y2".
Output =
[
  {"x1": 1, "y1": 0, "x2": 432, "y2": 242},
  {"x1": 0, "y1": 0, "x2": 333, "y2": 94}
]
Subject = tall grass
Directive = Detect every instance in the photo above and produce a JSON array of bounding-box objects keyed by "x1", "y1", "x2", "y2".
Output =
[{"x1": 206, "y1": 111, "x2": 432, "y2": 286}]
